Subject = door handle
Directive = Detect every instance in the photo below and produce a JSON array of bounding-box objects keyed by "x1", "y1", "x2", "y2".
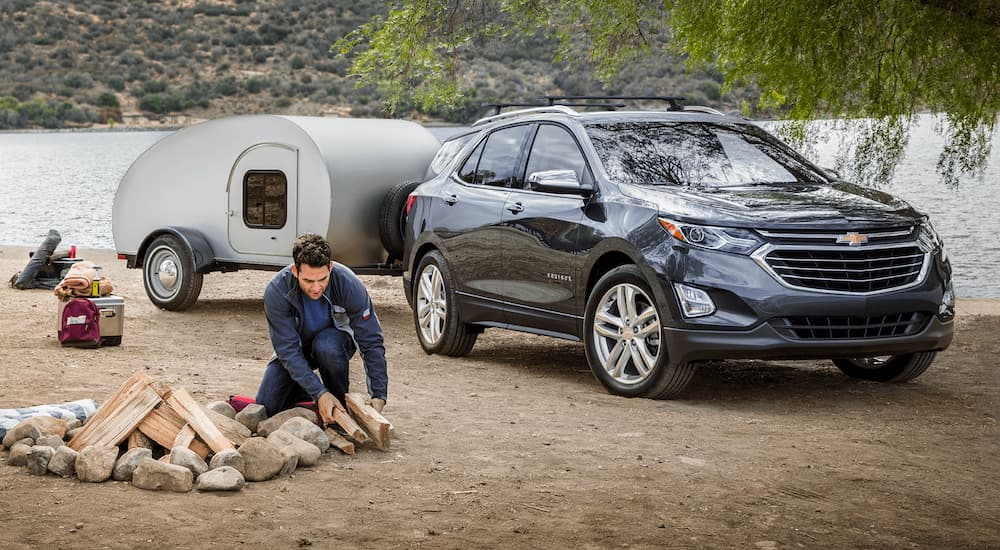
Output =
[
  {"x1": 444, "y1": 194, "x2": 458, "y2": 206},
  {"x1": 506, "y1": 202, "x2": 524, "y2": 214}
]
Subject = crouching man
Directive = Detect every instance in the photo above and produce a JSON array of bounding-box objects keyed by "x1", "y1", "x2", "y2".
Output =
[{"x1": 255, "y1": 233, "x2": 387, "y2": 425}]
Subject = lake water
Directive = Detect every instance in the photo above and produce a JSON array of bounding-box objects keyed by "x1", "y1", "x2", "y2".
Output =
[{"x1": 0, "y1": 115, "x2": 997, "y2": 297}]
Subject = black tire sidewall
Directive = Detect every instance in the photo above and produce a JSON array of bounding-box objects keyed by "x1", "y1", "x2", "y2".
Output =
[
  {"x1": 412, "y1": 251, "x2": 458, "y2": 354},
  {"x1": 379, "y1": 181, "x2": 421, "y2": 260},
  {"x1": 142, "y1": 234, "x2": 202, "y2": 311}
]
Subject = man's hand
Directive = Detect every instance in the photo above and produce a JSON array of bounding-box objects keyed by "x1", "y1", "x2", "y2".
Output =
[
  {"x1": 317, "y1": 392, "x2": 338, "y2": 426},
  {"x1": 370, "y1": 398, "x2": 385, "y2": 413}
]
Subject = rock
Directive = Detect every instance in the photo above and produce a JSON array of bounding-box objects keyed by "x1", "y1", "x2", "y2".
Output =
[
  {"x1": 267, "y1": 430, "x2": 321, "y2": 467},
  {"x1": 238, "y1": 437, "x2": 284, "y2": 481},
  {"x1": 204, "y1": 400, "x2": 236, "y2": 419},
  {"x1": 267, "y1": 430, "x2": 322, "y2": 466},
  {"x1": 11, "y1": 437, "x2": 34, "y2": 449},
  {"x1": 209, "y1": 449, "x2": 245, "y2": 475},
  {"x1": 26, "y1": 445, "x2": 55, "y2": 475},
  {"x1": 170, "y1": 446, "x2": 208, "y2": 476},
  {"x1": 196, "y1": 466, "x2": 245, "y2": 492},
  {"x1": 75, "y1": 446, "x2": 118, "y2": 482},
  {"x1": 3, "y1": 416, "x2": 68, "y2": 448},
  {"x1": 201, "y1": 408, "x2": 252, "y2": 446},
  {"x1": 66, "y1": 427, "x2": 84, "y2": 441},
  {"x1": 278, "y1": 417, "x2": 330, "y2": 453},
  {"x1": 278, "y1": 446, "x2": 298, "y2": 477},
  {"x1": 47, "y1": 446, "x2": 79, "y2": 477},
  {"x1": 235, "y1": 403, "x2": 267, "y2": 433},
  {"x1": 65, "y1": 418, "x2": 82, "y2": 430},
  {"x1": 256, "y1": 407, "x2": 316, "y2": 437},
  {"x1": 132, "y1": 458, "x2": 193, "y2": 492},
  {"x1": 112, "y1": 448, "x2": 153, "y2": 481},
  {"x1": 36, "y1": 435, "x2": 65, "y2": 449},
  {"x1": 8, "y1": 443, "x2": 31, "y2": 466}
]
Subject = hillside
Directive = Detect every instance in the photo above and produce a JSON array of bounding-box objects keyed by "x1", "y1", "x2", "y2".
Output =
[{"x1": 0, "y1": 0, "x2": 753, "y2": 129}]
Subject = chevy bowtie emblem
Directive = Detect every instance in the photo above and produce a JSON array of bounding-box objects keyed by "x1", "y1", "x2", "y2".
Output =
[{"x1": 836, "y1": 232, "x2": 869, "y2": 246}]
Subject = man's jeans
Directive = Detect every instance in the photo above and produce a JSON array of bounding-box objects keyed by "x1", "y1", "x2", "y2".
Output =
[{"x1": 255, "y1": 327, "x2": 356, "y2": 416}]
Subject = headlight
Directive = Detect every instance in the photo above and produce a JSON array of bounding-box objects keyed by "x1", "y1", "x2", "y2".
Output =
[
  {"x1": 918, "y1": 220, "x2": 948, "y2": 262},
  {"x1": 658, "y1": 218, "x2": 764, "y2": 255}
]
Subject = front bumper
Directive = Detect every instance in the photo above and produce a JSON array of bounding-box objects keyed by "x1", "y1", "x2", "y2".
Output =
[{"x1": 662, "y1": 314, "x2": 953, "y2": 365}]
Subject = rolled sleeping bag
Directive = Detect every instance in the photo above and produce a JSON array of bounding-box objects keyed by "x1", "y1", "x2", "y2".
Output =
[{"x1": 12, "y1": 229, "x2": 61, "y2": 289}]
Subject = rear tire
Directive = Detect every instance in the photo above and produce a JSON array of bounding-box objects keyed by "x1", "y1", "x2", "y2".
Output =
[
  {"x1": 412, "y1": 250, "x2": 478, "y2": 356},
  {"x1": 142, "y1": 234, "x2": 203, "y2": 311},
  {"x1": 584, "y1": 265, "x2": 695, "y2": 399},
  {"x1": 379, "y1": 181, "x2": 421, "y2": 261},
  {"x1": 833, "y1": 352, "x2": 937, "y2": 382}
]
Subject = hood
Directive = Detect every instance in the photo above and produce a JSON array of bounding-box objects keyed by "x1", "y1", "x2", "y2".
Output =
[{"x1": 628, "y1": 181, "x2": 925, "y2": 228}]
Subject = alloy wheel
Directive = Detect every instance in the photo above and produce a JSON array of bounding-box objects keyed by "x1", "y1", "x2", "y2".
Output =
[
  {"x1": 591, "y1": 283, "x2": 662, "y2": 386},
  {"x1": 416, "y1": 264, "x2": 447, "y2": 345}
]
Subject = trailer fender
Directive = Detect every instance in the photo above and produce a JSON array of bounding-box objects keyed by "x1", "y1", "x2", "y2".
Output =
[{"x1": 136, "y1": 227, "x2": 215, "y2": 273}]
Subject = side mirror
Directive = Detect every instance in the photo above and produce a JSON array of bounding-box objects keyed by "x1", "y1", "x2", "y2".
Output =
[{"x1": 527, "y1": 169, "x2": 592, "y2": 195}]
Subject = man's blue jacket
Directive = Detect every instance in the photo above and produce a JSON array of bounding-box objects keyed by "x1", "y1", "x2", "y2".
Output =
[{"x1": 263, "y1": 262, "x2": 388, "y2": 401}]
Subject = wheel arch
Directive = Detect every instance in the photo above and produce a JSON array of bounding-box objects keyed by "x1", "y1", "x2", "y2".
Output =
[{"x1": 136, "y1": 227, "x2": 216, "y2": 273}]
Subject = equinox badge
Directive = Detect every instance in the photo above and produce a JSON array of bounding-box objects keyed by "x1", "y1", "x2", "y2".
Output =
[{"x1": 836, "y1": 232, "x2": 869, "y2": 246}]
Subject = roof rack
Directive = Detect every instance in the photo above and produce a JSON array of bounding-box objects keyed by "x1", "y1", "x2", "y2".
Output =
[
  {"x1": 544, "y1": 95, "x2": 687, "y2": 111},
  {"x1": 482, "y1": 102, "x2": 627, "y2": 116},
  {"x1": 472, "y1": 105, "x2": 580, "y2": 127}
]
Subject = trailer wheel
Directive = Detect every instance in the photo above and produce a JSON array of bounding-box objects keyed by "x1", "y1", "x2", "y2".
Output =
[
  {"x1": 142, "y1": 234, "x2": 203, "y2": 311},
  {"x1": 379, "y1": 181, "x2": 421, "y2": 260}
]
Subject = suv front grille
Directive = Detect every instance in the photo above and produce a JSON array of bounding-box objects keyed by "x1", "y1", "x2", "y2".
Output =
[
  {"x1": 758, "y1": 245, "x2": 927, "y2": 294},
  {"x1": 770, "y1": 312, "x2": 930, "y2": 340}
]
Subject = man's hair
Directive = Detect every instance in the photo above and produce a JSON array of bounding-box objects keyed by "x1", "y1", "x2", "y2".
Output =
[{"x1": 292, "y1": 233, "x2": 332, "y2": 270}]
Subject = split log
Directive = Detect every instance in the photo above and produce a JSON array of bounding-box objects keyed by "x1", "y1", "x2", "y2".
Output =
[
  {"x1": 173, "y1": 425, "x2": 197, "y2": 450},
  {"x1": 165, "y1": 389, "x2": 234, "y2": 453},
  {"x1": 330, "y1": 402, "x2": 368, "y2": 445},
  {"x1": 344, "y1": 393, "x2": 393, "y2": 450},
  {"x1": 200, "y1": 406, "x2": 251, "y2": 447},
  {"x1": 68, "y1": 371, "x2": 162, "y2": 451},
  {"x1": 136, "y1": 404, "x2": 210, "y2": 459},
  {"x1": 323, "y1": 428, "x2": 355, "y2": 455}
]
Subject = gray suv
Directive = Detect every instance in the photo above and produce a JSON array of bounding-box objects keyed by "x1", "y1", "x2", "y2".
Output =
[{"x1": 402, "y1": 98, "x2": 955, "y2": 398}]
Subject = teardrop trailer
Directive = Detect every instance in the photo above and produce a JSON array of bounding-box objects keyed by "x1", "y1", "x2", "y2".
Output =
[{"x1": 112, "y1": 115, "x2": 441, "y2": 310}]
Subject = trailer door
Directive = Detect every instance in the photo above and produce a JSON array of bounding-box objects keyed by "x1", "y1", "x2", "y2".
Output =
[{"x1": 228, "y1": 144, "x2": 298, "y2": 256}]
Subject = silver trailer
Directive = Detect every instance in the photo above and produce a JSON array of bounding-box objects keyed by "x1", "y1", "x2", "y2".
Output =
[{"x1": 113, "y1": 115, "x2": 440, "y2": 310}]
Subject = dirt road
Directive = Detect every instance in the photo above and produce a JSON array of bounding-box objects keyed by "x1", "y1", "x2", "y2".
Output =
[{"x1": 1, "y1": 246, "x2": 997, "y2": 548}]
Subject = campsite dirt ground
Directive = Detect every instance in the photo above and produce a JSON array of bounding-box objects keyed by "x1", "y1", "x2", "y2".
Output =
[{"x1": 0, "y1": 246, "x2": 997, "y2": 549}]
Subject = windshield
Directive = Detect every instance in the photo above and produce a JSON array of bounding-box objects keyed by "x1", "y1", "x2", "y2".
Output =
[{"x1": 586, "y1": 121, "x2": 827, "y2": 187}]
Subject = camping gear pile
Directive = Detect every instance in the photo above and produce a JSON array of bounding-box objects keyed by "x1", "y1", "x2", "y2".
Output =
[{"x1": 0, "y1": 371, "x2": 393, "y2": 492}]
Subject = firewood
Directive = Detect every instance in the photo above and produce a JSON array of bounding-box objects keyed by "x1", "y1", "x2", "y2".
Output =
[
  {"x1": 344, "y1": 393, "x2": 392, "y2": 450},
  {"x1": 136, "y1": 404, "x2": 210, "y2": 459},
  {"x1": 165, "y1": 389, "x2": 234, "y2": 453},
  {"x1": 331, "y1": 407, "x2": 369, "y2": 445},
  {"x1": 68, "y1": 371, "x2": 162, "y2": 451},
  {"x1": 323, "y1": 428, "x2": 355, "y2": 455}
]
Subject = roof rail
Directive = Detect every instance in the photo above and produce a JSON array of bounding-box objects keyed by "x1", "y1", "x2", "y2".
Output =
[
  {"x1": 482, "y1": 102, "x2": 627, "y2": 116},
  {"x1": 472, "y1": 105, "x2": 580, "y2": 127},
  {"x1": 682, "y1": 105, "x2": 725, "y2": 116},
  {"x1": 544, "y1": 95, "x2": 686, "y2": 111}
]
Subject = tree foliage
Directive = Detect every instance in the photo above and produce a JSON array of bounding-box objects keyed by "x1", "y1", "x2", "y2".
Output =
[{"x1": 335, "y1": 0, "x2": 1000, "y2": 185}]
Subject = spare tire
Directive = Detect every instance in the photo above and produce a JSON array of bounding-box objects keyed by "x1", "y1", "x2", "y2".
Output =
[{"x1": 379, "y1": 180, "x2": 421, "y2": 260}]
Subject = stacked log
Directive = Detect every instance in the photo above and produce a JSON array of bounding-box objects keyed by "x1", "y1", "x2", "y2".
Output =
[{"x1": 1, "y1": 371, "x2": 394, "y2": 492}]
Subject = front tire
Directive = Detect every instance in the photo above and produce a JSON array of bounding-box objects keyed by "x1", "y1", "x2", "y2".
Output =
[
  {"x1": 833, "y1": 352, "x2": 937, "y2": 382},
  {"x1": 142, "y1": 234, "x2": 203, "y2": 311},
  {"x1": 584, "y1": 265, "x2": 695, "y2": 399},
  {"x1": 412, "y1": 250, "x2": 477, "y2": 356}
]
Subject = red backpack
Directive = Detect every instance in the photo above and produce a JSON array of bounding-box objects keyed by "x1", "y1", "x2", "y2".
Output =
[{"x1": 59, "y1": 298, "x2": 101, "y2": 348}]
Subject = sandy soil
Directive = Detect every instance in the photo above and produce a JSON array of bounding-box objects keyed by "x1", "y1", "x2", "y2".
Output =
[{"x1": 1, "y1": 246, "x2": 997, "y2": 549}]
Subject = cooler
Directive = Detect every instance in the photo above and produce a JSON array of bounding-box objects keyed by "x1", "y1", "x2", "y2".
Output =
[{"x1": 57, "y1": 295, "x2": 125, "y2": 346}]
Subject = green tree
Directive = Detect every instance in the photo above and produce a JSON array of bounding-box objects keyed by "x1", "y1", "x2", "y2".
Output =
[{"x1": 335, "y1": 0, "x2": 1000, "y2": 185}]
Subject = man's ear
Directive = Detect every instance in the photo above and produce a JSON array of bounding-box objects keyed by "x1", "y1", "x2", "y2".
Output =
[
  {"x1": 291, "y1": 264, "x2": 298, "y2": 278},
  {"x1": 329, "y1": 261, "x2": 334, "y2": 271}
]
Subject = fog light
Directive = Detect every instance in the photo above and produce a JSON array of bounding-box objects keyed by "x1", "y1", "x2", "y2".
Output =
[{"x1": 674, "y1": 283, "x2": 716, "y2": 318}]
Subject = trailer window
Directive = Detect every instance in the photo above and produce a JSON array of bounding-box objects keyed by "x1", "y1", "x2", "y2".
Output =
[{"x1": 243, "y1": 171, "x2": 287, "y2": 229}]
